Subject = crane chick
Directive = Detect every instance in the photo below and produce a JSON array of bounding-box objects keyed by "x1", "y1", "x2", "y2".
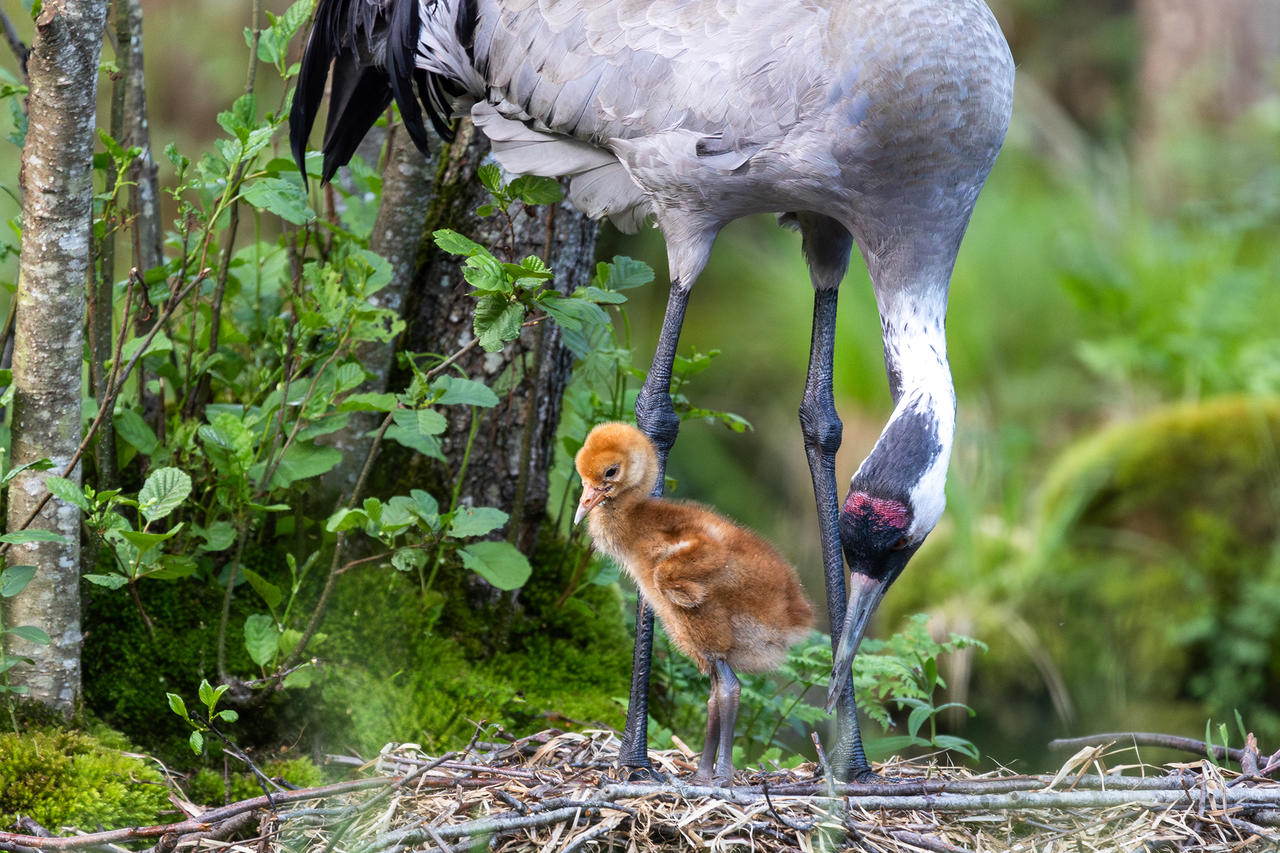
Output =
[{"x1": 574, "y1": 422, "x2": 813, "y2": 785}]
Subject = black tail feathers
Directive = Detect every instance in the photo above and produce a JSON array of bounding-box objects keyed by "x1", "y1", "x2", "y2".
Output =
[{"x1": 289, "y1": 0, "x2": 458, "y2": 185}]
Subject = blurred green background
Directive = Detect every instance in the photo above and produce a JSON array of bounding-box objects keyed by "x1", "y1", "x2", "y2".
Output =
[{"x1": 1, "y1": 0, "x2": 1278, "y2": 768}]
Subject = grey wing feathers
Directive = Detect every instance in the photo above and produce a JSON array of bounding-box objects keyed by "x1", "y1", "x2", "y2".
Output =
[{"x1": 468, "y1": 0, "x2": 835, "y2": 229}]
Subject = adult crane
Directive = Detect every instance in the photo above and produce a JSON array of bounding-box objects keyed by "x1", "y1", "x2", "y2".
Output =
[{"x1": 290, "y1": 0, "x2": 1015, "y2": 781}]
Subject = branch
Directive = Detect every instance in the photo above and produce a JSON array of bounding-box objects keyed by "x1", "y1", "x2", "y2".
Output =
[{"x1": 1049, "y1": 731, "x2": 1260, "y2": 767}]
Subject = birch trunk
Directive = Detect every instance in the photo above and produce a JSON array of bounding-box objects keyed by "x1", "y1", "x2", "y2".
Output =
[{"x1": 4, "y1": 0, "x2": 109, "y2": 715}]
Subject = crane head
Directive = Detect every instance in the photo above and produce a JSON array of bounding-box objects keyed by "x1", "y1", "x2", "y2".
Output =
[{"x1": 825, "y1": 490, "x2": 925, "y2": 712}]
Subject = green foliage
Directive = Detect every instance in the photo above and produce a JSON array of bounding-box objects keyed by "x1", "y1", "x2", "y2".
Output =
[
  {"x1": 168, "y1": 678, "x2": 241, "y2": 755},
  {"x1": 0, "y1": 727, "x2": 170, "y2": 829},
  {"x1": 648, "y1": 615, "x2": 982, "y2": 768}
]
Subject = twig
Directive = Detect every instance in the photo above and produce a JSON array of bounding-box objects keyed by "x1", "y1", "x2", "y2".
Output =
[
  {"x1": 0, "y1": 7, "x2": 28, "y2": 80},
  {"x1": 761, "y1": 780, "x2": 814, "y2": 832},
  {"x1": 1049, "y1": 731, "x2": 1256, "y2": 766}
]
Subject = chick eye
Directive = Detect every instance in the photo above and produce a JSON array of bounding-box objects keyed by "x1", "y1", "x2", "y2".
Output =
[{"x1": 604, "y1": 465, "x2": 619, "y2": 479}]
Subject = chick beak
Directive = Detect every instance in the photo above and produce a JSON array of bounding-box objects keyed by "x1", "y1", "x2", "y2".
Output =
[{"x1": 574, "y1": 484, "x2": 609, "y2": 525}]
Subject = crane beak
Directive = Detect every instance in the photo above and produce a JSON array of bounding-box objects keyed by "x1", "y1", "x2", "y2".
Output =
[
  {"x1": 573, "y1": 485, "x2": 608, "y2": 525},
  {"x1": 825, "y1": 572, "x2": 890, "y2": 712},
  {"x1": 825, "y1": 544, "x2": 919, "y2": 713}
]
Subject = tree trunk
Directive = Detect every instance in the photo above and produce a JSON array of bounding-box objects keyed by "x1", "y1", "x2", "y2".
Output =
[
  {"x1": 4, "y1": 0, "x2": 110, "y2": 716},
  {"x1": 396, "y1": 121, "x2": 598, "y2": 555},
  {"x1": 1135, "y1": 0, "x2": 1280, "y2": 202}
]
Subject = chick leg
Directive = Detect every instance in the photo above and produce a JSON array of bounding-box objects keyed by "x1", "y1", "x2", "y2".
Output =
[
  {"x1": 794, "y1": 214, "x2": 873, "y2": 780},
  {"x1": 710, "y1": 658, "x2": 741, "y2": 785},
  {"x1": 691, "y1": 667, "x2": 723, "y2": 785}
]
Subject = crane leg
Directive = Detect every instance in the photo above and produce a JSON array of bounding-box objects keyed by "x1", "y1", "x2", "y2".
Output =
[
  {"x1": 795, "y1": 214, "x2": 873, "y2": 780},
  {"x1": 622, "y1": 278, "x2": 693, "y2": 774}
]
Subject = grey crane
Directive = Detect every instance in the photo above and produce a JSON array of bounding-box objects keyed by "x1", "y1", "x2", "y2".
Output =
[{"x1": 290, "y1": 0, "x2": 1014, "y2": 781}]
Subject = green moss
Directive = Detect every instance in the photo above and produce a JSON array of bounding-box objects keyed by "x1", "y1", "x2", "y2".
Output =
[
  {"x1": 312, "y1": 531, "x2": 631, "y2": 756},
  {"x1": 81, "y1": 570, "x2": 260, "y2": 765},
  {"x1": 0, "y1": 727, "x2": 171, "y2": 830}
]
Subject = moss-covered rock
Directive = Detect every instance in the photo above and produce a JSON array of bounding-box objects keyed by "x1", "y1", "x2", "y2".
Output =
[
  {"x1": 1031, "y1": 396, "x2": 1280, "y2": 734},
  {"x1": 0, "y1": 726, "x2": 171, "y2": 830}
]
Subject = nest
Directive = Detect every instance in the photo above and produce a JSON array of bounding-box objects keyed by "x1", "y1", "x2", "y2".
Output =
[
  {"x1": 6, "y1": 728, "x2": 1279, "y2": 853},
  {"x1": 255, "y1": 729, "x2": 1280, "y2": 853}
]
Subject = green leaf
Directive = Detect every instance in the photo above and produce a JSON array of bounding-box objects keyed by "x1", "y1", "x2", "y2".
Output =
[
  {"x1": 149, "y1": 554, "x2": 199, "y2": 580},
  {"x1": 189, "y1": 731, "x2": 204, "y2": 755},
  {"x1": 462, "y1": 252, "x2": 508, "y2": 292},
  {"x1": 476, "y1": 163, "x2": 503, "y2": 195},
  {"x1": 596, "y1": 256, "x2": 655, "y2": 291},
  {"x1": 458, "y1": 540, "x2": 532, "y2": 591},
  {"x1": 167, "y1": 692, "x2": 189, "y2": 719},
  {"x1": 118, "y1": 331, "x2": 174, "y2": 365},
  {"x1": 932, "y1": 734, "x2": 980, "y2": 760},
  {"x1": 473, "y1": 295, "x2": 524, "y2": 352},
  {"x1": 449, "y1": 506, "x2": 509, "y2": 538},
  {"x1": 198, "y1": 679, "x2": 216, "y2": 708},
  {"x1": 906, "y1": 703, "x2": 932, "y2": 739},
  {"x1": 0, "y1": 457, "x2": 54, "y2": 488},
  {"x1": 431, "y1": 376, "x2": 499, "y2": 408},
  {"x1": 240, "y1": 567, "x2": 284, "y2": 611},
  {"x1": 338, "y1": 392, "x2": 398, "y2": 412},
  {"x1": 573, "y1": 285, "x2": 628, "y2": 304},
  {"x1": 0, "y1": 565, "x2": 36, "y2": 597},
  {"x1": 283, "y1": 664, "x2": 314, "y2": 689},
  {"x1": 216, "y1": 709, "x2": 239, "y2": 723},
  {"x1": 0, "y1": 529, "x2": 68, "y2": 545},
  {"x1": 433, "y1": 228, "x2": 483, "y2": 257},
  {"x1": 509, "y1": 175, "x2": 564, "y2": 206},
  {"x1": 242, "y1": 177, "x2": 315, "y2": 224},
  {"x1": 113, "y1": 408, "x2": 159, "y2": 455},
  {"x1": 138, "y1": 467, "x2": 192, "y2": 523},
  {"x1": 325, "y1": 507, "x2": 369, "y2": 533},
  {"x1": 391, "y1": 547, "x2": 427, "y2": 573},
  {"x1": 85, "y1": 573, "x2": 129, "y2": 590},
  {"x1": 268, "y1": 444, "x2": 344, "y2": 489},
  {"x1": 45, "y1": 476, "x2": 89, "y2": 512},
  {"x1": 196, "y1": 521, "x2": 237, "y2": 552},
  {"x1": 4, "y1": 625, "x2": 50, "y2": 644},
  {"x1": 540, "y1": 292, "x2": 609, "y2": 332},
  {"x1": 244, "y1": 614, "x2": 280, "y2": 667},
  {"x1": 118, "y1": 525, "x2": 182, "y2": 555}
]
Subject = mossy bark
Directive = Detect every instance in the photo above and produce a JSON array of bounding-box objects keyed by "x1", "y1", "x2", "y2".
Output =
[{"x1": 4, "y1": 0, "x2": 110, "y2": 716}]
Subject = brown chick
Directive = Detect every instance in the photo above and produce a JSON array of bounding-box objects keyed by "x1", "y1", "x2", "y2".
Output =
[{"x1": 574, "y1": 422, "x2": 813, "y2": 785}]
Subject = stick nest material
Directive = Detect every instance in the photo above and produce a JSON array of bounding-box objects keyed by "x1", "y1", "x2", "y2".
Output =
[{"x1": 267, "y1": 729, "x2": 1279, "y2": 853}]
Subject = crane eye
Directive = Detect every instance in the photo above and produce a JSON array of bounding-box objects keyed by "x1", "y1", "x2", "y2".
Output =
[
  {"x1": 604, "y1": 465, "x2": 619, "y2": 479},
  {"x1": 892, "y1": 535, "x2": 910, "y2": 551}
]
